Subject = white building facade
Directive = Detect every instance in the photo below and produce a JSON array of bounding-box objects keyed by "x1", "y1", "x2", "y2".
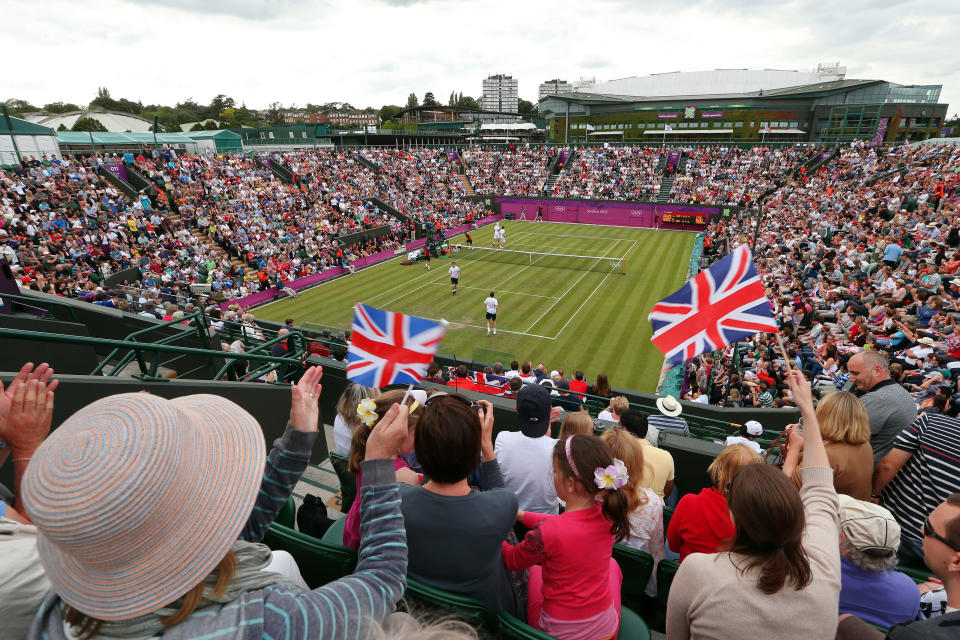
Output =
[
  {"x1": 538, "y1": 79, "x2": 573, "y2": 100},
  {"x1": 481, "y1": 74, "x2": 519, "y2": 113}
]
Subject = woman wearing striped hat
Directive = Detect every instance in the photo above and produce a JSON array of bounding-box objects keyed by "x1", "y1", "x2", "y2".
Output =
[{"x1": 21, "y1": 366, "x2": 413, "y2": 640}]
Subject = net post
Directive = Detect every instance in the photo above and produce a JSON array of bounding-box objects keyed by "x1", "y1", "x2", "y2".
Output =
[{"x1": 622, "y1": 259, "x2": 627, "y2": 275}]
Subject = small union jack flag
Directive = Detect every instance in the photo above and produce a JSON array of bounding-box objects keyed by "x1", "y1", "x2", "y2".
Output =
[
  {"x1": 648, "y1": 245, "x2": 778, "y2": 366},
  {"x1": 347, "y1": 302, "x2": 446, "y2": 387}
]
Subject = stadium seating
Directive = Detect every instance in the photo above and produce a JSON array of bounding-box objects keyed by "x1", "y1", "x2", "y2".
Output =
[
  {"x1": 261, "y1": 522, "x2": 358, "y2": 589},
  {"x1": 612, "y1": 543, "x2": 656, "y2": 614},
  {"x1": 403, "y1": 577, "x2": 498, "y2": 632},
  {"x1": 497, "y1": 605, "x2": 651, "y2": 640},
  {"x1": 329, "y1": 451, "x2": 357, "y2": 513}
]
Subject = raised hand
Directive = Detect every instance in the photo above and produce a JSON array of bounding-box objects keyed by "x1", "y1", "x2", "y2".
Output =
[
  {"x1": 365, "y1": 403, "x2": 410, "y2": 462},
  {"x1": 0, "y1": 362, "x2": 59, "y2": 421},
  {"x1": 289, "y1": 366, "x2": 323, "y2": 432},
  {"x1": 0, "y1": 379, "x2": 55, "y2": 455}
]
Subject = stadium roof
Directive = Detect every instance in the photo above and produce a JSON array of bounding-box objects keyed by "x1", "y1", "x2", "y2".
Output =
[
  {"x1": 539, "y1": 79, "x2": 885, "y2": 105},
  {"x1": 24, "y1": 110, "x2": 154, "y2": 133},
  {"x1": 0, "y1": 115, "x2": 55, "y2": 136},
  {"x1": 183, "y1": 130, "x2": 242, "y2": 140},
  {"x1": 56, "y1": 131, "x2": 197, "y2": 145}
]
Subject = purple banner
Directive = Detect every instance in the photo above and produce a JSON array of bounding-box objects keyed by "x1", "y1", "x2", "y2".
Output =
[
  {"x1": 560, "y1": 149, "x2": 571, "y2": 165},
  {"x1": 871, "y1": 118, "x2": 889, "y2": 147},
  {"x1": 658, "y1": 113, "x2": 679, "y2": 119},
  {"x1": 447, "y1": 148, "x2": 458, "y2": 164},
  {"x1": 701, "y1": 112, "x2": 723, "y2": 118},
  {"x1": 495, "y1": 197, "x2": 720, "y2": 230},
  {"x1": 105, "y1": 162, "x2": 129, "y2": 183},
  {"x1": 667, "y1": 150, "x2": 681, "y2": 169},
  {"x1": 259, "y1": 156, "x2": 271, "y2": 167}
]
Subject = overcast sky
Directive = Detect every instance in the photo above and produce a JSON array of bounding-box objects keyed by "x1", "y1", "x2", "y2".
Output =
[{"x1": 4, "y1": 0, "x2": 959, "y2": 115}]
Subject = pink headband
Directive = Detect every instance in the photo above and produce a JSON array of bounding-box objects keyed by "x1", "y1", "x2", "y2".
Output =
[{"x1": 565, "y1": 436, "x2": 582, "y2": 480}]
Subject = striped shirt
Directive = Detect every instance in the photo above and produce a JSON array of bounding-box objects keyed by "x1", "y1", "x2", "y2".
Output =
[
  {"x1": 647, "y1": 414, "x2": 691, "y2": 441},
  {"x1": 881, "y1": 413, "x2": 960, "y2": 544}
]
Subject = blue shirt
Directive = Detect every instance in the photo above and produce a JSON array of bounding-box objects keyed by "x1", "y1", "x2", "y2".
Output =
[
  {"x1": 883, "y1": 243, "x2": 903, "y2": 262},
  {"x1": 838, "y1": 557, "x2": 920, "y2": 628}
]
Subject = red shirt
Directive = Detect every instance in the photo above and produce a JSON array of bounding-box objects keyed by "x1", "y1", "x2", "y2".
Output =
[
  {"x1": 666, "y1": 487, "x2": 735, "y2": 561},
  {"x1": 568, "y1": 379, "x2": 588, "y2": 398},
  {"x1": 502, "y1": 506, "x2": 615, "y2": 620}
]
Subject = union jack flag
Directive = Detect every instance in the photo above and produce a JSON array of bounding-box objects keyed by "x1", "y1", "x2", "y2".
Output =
[
  {"x1": 648, "y1": 245, "x2": 777, "y2": 366},
  {"x1": 347, "y1": 302, "x2": 446, "y2": 387}
]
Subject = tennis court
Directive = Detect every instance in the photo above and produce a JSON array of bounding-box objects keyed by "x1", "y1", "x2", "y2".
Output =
[{"x1": 256, "y1": 221, "x2": 695, "y2": 392}]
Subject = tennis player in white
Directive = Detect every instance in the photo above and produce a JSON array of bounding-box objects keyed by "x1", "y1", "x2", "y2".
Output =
[
  {"x1": 484, "y1": 291, "x2": 498, "y2": 335},
  {"x1": 492, "y1": 222, "x2": 501, "y2": 247},
  {"x1": 448, "y1": 261, "x2": 461, "y2": 295}
]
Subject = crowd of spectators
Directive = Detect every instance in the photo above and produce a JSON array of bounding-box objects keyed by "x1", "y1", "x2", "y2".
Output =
[
  {"x1": 552, "y1": 146, "x2": 663, "y2": 201},
  {"x1": 462, "y1": 146, "x2": 553, "y2": 195}
]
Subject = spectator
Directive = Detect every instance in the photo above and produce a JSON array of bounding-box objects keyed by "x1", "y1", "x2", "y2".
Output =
[
  {"x1": 836, "y1": 493, "x2": 960, "y2": 639},
  {"x1": 423, "y1": 361, "x2": 445, "y2": 384},
  {"x1": 666, "y1": 370, "x2": 840, "y2": 638},
  {"x1": 398, "y1": 394, "x2": 523, "y2": 618},
  {"x1": 568, "y1": 370, "x2": 588, "y2": 398},
  {"x1": 495, "y1": 384, "x2": 560, "y2": 515},
  {"x1": 847, "y1": 349, "x2": 918, "y2": 462},
  {"x1": 343, "y1": 390, "x2": 422, "y2": 549},
  {"x1": 873, "y1": 412, "x2": 960, "y2": 564},
  {"x1": 724, "y1": 420, "x2": 766, "y2": 455},
  {"x1": 332, "y1": 383, "x2": 379, "y2": 455},
  {"x1": 602, "y1": 427, "x2": 666, "y2": 597},
  {"x1": 502, "y1": 434, "x2": 631, "y2": 639},
  {"x1": 22, "y1": 368, "x2": 419, "y2": 640},
  {"x1": 782, "y1": 391, "x2": 874, "y2": 500},
  {"x1": 590, "y1": 372, "x2": 612, "y2": 398},
  {"x1": 836, "y1": 496, "x2": 920, "y2": 628},
  {"x1": 597, "y1": 395, "x2": 629, "y2": 423},
  {"x1": 619, "y1": 411, "x2": 675, "y2": 501},
  {"x1": 667, "y1": 444, "x2": 763, "y2": 561},
  {"x1": 558, "y1": 410, "x2": 594, "y2": 440},
  {"x1": 647, "y1": 395, "x2": 691, "y2": 440},
  {"x1": 552, "y1": 379, "x2": 585, "y2": 412}
]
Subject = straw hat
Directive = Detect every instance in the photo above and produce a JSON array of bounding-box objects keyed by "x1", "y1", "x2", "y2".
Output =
[
  {"x1": 656, "y1": 395, "x2": 683, "y2": 418},
  {"x1": 23, "y1": 392, "x2": 266, "y2": 620}
]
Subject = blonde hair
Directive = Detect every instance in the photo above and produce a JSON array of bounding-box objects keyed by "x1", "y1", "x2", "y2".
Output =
[
  {"x1": 609, "y1": 396, "x2": 629, "y2": 415},
  {"x1": 708, "y1": 444, "x2": 763, "y2": 497},
  {"x1": 600, "y1": 428, "x2": 649, "y2": 511},
  {"x1": 558, "y1": 411, "x2": 593, "y2": 440},
  {"x1": 815, "y1": 390, "x2": 870, "y2": 445}
]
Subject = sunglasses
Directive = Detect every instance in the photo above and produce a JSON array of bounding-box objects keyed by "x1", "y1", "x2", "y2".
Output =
[
  {"x1": 424, "y1": 392, "x2": 481, "y2": 410},
  {"x1": 923, "y1": 516, "x2": 960, "y2": 552}
]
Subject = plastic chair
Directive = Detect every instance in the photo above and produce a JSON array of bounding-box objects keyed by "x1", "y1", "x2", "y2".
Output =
[
  {"x1": 497, "y1": 604, "x2": 650, "y2": 640},
  {"x1": 662, "y1": 505, "x2": 674, "y2": 535},
  {"x1": 612, "y1": 543, "x2": 655, "y2": 614},
  {"x1": 329, "y1": 451, "x2": 357, "y2": 513},
  {"x1": 403, "y1": 577, "x2": 497, "y2": 632},
  {"x1": 275, "y1": 497, "x2": 296, "y2": 529},
  {"x1": 321, "y1": 515, "x2": 347, "y2": 546},
  {"x1": 647, "y1": 559, "x2": 681, "y2": 633},
  {"x1": 262, "y1": 522, "x2": 357, "y2": 589}
]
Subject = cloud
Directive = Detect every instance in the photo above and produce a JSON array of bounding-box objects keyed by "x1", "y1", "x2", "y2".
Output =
[
  {"x1": 122, "y1": 0, "x2": 313, "y2": 19},
  {"x1": 581, "y1": 57, "x2": 612, "y2": 70}
]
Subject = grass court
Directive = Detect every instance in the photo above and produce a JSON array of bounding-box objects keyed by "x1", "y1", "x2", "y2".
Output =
[{"x1": 257, "y1": 221, "x2": 695, "y2": 392}]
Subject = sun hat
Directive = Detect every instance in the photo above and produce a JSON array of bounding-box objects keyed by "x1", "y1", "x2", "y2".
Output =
[
  {"x1": 655, "y1": 395, "x2": 682, "y2": 418},
  {"x1": 744, "y1": 420, "x2": 764, "y2": 436},
  {"x1": 516, "y1": 384, "x2": 552, "y2": 437},
  {"x1": 838, "y1": 494, "x2": 901, "y2": 557},
  {"x1": 918, "y1": 337, "x2": 937, "y2": 346},
  {"x1": 22, "y1": 392, "x2": 266, "y2": 621}
]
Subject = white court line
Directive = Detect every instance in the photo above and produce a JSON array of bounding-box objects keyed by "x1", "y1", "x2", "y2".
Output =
[
  {"x1": 427, "y1": 283, "x2": 559, "y2": 300},
  {"x1": 519, "y1": 230, "x2": 645, "y2": 242},
  {"x1": 372, "y1": 269, "x2": 454, "y2": 307},
  {"x1": 522, "y1": 242, "x2": 618, "y2": 333},
  {"x1": 552, "y1": 268, "x2": 617, "y2": 339},
  {"x1": 425, "y1": 316, "x2": 555, "y2": 340}
]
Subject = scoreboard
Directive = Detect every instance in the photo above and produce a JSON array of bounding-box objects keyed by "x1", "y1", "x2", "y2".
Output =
[{"x1": 662, "y1": 212, "x2": 707, "y2": 225}]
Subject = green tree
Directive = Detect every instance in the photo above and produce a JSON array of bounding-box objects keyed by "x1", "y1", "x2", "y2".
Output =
[
  {"x1": 190, "y1": 122, "x2": 205, "y2": 131},
  {"x1": 423, "y1": 92, "x2": 438, "y2": 107},
  {"x1": 56, "y1": 123, "x2": 68, "y2": 131},
  {"x1": 3, "y1": 98, "x2": 39, "y2": 115},
  {"x1": 406, "y1": 92, "x2": 418, "y2": 109},
  {"x1": 71, "y1": 117, "x2": 107, "y2": 132},
  {"x1": 202, "y1": 120, "x2": 219, "y2": 130},
  {"x1": 379, "y1": 104, "x2": 403, "y2": 122},
  {"x1": 518, "y1": 99, "x2": 536, "y2": 115},
  {"x1": 44, "y1": 102, "x2": 81, "y2": 113},
  {"x1": 454, "y1": 95, "x2": 479, "y2": 110}
]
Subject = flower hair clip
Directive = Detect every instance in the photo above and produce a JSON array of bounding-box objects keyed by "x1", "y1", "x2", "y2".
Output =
[
  {"x1": 594, "y1": 458, "x2": 629, "y2": 491},
  {"x1": 357, "y1": 398, "x2": 378, "y2": 427}
]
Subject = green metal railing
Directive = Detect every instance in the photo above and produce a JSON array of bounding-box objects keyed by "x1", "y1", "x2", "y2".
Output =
[
  {"x1": 1, "y1": 327, "x2": 305, "y2": 383},
  {"x1": 0, "y1": 293, "x2": 80, "y2": 322},
  {"x1": 213, "y1": 331, "x2": 308, "y2": 382},
  {"x1": 91, "y1": 311, "x2": 214, "y2": 378}
]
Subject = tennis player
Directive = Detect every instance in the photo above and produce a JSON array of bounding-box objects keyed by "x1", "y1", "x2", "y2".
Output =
[
  {"x1": 484, "y1": 291, "x2": 498, "y2": 335},
  {"x1": 492, "y1": 222, "x2": 501, "y2": 247},
  {"x1": 448, "y1": 261, "x2": 460, "y2": 295}
]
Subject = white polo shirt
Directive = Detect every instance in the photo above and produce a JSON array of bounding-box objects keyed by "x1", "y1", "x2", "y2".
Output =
[
  {"x1": 494, "y1": 431, "x2": 559, "y2": 514},
  {"x1": 484, "y1": 296, "x2": 498, "y2": 314}
]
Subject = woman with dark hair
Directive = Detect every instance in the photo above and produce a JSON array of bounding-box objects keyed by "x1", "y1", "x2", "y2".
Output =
[
  {"x1": 590, "y1": 373, "x2": 611, "y2": 398},
  {"x1": 666, "y1": 370, "x2": 840, "y2": 639},
  {"x1": 397, "y1": 393, "x2": 523, "y2": 617}
]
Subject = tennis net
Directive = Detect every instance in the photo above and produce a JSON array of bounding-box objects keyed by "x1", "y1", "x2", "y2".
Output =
[{"x1": 451, "y1": 245, "x2": 626, "y2": 275}]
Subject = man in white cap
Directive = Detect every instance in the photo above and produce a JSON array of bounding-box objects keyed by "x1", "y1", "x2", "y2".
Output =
[
  {"x1": 724, "y1": 420, "x2": 765, "y2": 455},
  {"x1": 837, "y1": 495, "x2": 920, "y2": 629},
  {"x1": 647, "y1": 395, "x2": 690, "y2": 445}
]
